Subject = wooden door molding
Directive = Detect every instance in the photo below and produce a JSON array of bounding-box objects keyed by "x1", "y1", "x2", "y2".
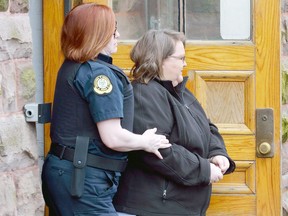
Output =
[
  {"x1": 43, "y1": 0, "x2": 64, "y2": 154},
  {"x1": 255, "y1": 0, "x2": 281, "y2": 215}
]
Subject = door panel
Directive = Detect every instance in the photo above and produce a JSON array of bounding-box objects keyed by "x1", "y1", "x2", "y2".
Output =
[
  {"x1": 43, "y1": 0, "x2": 281, "y2": 215},
  {"x1": 190, "y1": 62, "x2": 257, "y2": 215}
]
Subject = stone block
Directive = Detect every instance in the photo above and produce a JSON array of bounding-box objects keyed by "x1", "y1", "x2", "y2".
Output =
[
  {"x1": 281, "y1": 56, "x2": 288, "y2": 72},
  {"x1": 0, "y1": 61, "x2": 17, "y2": 113},
  {"x1": 284, "y1": 187, "x2": 288, "y2": 213},
  {"x1": 0, "y1": 14, "x2": 31, "y2": 43},
  {"x1": 283, "y1": 174, "x2": 288, "y2": 190},
  {"x1": 15, "y1": 59, "x2": 36, "y2": 110},
  {"x1": 0, "y1": 0, "x2": 9, "y2": 12},
  {"x1": 0, "y1": 59, "x2": 35, "y2": 114},
  {"x1": 284, "y1": 209, "x2": 288, "y2": 216},
  {"x1": 283, "y1": 142, "x2": 288, "y2": 174},
  {"x1": 0, "y1": 173, "x2": 17, "y2": 215},
  {"x1": 14, "y1": 166, "x2": 44, "y2": 216},
  {"x1": 0, "y1": 39, "x2": 11, "y2": 61},
  {"x1": 0, "y1": 114, "x2": 38, "y2": 172},
  {"x1": 0, "y1": 39, "x2": 32, "y2": 61},
  {"x1": 10, "y1": 0, "x2": 29, "y2": 13},
  {"x1": 0, "y1": 167, "x2": 44, "y2": 216}
]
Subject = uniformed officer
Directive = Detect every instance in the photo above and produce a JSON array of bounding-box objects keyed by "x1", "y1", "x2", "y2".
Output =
[{"x1": 41, "y1": 3, "x2": 170, "y2": 216}]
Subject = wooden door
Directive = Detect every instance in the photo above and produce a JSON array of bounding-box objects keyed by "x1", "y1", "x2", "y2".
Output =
[{"x1": 43, "y1": 0, "x2": 281, "y2": 215}]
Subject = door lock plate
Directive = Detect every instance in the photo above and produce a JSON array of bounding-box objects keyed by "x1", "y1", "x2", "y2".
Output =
[{"x1": 256, "y1": 108, "x2": 274, "y2": 158}]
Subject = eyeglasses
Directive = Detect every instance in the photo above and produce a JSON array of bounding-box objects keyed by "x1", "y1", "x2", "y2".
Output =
[
  {"x1": 169, "y1": 55, "x2": 186, "y2": 63},
  {"x1": 113, "y1": 21, "x2": 118, "y2": 38}
]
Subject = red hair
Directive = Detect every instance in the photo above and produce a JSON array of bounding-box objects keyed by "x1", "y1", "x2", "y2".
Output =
[{"x1": 61, "y1": 3, "x2": 116, "y2": 62}]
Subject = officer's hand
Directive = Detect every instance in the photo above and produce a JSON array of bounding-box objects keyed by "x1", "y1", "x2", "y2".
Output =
[{"x1": 142, "y1": 128, "x2": 171, "y2": 159}]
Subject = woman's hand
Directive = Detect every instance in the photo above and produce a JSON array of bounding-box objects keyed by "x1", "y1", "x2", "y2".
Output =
[
  {"x1": 209, "y1": 163, "x2": 223, "y2": 184},
  {"x1": 210, "y1": 155, "x2": 230, "y2": 174}
]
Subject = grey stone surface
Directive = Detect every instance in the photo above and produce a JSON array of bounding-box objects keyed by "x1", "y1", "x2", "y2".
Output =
[
  {"x1": 282, "y1": 1, "x2": 288, "y2": 214},
  {"x1": 10, "y1": 0, "x2": 29, "y2": 13},
  {"x1": 0, "y1": 60, "x2": 17, "y2": 113},
  {"x1": 0, "y1": 1, "x2": 44, "y2": 214},
  {"x1": 0, "y1": 0, "x2": 9, "y2": 11},
  {"x1": 0, "y1": 15, "x2": 32, "y2": 43}
]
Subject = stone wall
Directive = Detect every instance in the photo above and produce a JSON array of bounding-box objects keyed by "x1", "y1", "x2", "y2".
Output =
[
  {"x1": 282, "y1": 1, "x2": 288, "y2": 215},
  {"x1": 0, "y1": 0, "x2": 44, "y2": 215}
]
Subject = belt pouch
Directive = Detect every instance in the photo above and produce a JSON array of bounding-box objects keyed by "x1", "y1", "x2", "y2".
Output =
[{"x1": 71, "y1": 136, "x2": 89, "y2": 198}]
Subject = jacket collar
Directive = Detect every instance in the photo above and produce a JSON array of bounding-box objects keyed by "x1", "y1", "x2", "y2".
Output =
[
  {"x1": 156, "y1": 76, "x2": 188, "y2": 92},
  {"x1": 155, "y1": 77, "x2": 188, "y2": 102}
]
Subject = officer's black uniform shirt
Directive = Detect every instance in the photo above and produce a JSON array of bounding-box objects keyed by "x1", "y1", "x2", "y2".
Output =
[{"x1": 74, "y1": 54, "x2": 131, "y2": 160}]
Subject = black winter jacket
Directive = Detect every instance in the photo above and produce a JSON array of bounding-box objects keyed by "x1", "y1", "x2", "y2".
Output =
[{"x1": 114, "y1": 77, "x2": 235, "y2": 216}]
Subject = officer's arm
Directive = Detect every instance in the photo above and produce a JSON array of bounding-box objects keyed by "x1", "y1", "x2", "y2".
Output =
[{"x1": 97, "y1": 118, "x2": 170, "y2": 159}]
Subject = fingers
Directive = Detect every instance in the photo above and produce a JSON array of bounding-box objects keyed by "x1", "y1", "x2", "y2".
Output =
[
  {"x1": 210, "y1": 176, "x2": 223, "y2": 184},
  {"x1": 159, "y1": 144, "x2": 172, "y2": 149},
  {"x1": 143, "y1": 128, "x2": 171, "y2": 158},
  {"x1": 211, "y1": 155, "x2": 230, "y2": 174},
  {"x1": 220, "y1": 164, "x2": 229, "y2": 174},
  {"x1": 210, "y1": 174, "x2": 223, "y2": 184},
  {"x1": 161, "y1": 138, "x2": 169, "y2": 143},
  {"x1": 219, "y1": 158, "x2": 229, "y2": 174},
  {"x1": 154, "y1": 150, "x2": 163, "y2": 159},
  {"x1": 210, "y1": 163, "x2": 223, "y2": 184},
  {"x1": 217, "y1": 161, "x2": 226, "y2": 173},
  {"x1": 158, "y1": 138, "x2": 171, "y2": 149},
  {"x1": 151, "y1": 139, "x2": 171, "y2": 159},
  {"x1": 143, "y1": 127, "x2": 157, "y2": 135},
  {"x1": 153, "y1": 139, "x2": 171, "y2": 158}
]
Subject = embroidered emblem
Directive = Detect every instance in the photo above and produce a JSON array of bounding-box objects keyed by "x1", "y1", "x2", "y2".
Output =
[{"x1": 93, "y1": 75, "x2": 113, "y2": 94}]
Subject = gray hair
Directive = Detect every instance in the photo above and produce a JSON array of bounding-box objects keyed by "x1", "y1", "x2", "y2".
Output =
[{"x1": 130, "y1": 29, "x2": 186, "y2": 83}]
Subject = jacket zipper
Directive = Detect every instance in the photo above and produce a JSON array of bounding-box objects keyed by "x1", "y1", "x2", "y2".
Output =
[{"x1": 162, "y1": 179, "x2": 168, "y2": 202}]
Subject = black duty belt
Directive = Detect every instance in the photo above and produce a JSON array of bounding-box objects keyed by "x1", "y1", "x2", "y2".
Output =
[{"x1": 49, "y1": 142, "x2": 127, "y2": 172}]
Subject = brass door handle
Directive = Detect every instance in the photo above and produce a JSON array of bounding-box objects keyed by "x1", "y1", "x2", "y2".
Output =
[
  {"x1": 258, "y1": 142, "x2": 271, "y2": 155},
  {"x1": 256, "y1": 109, "x2": 274, "y2": 158}
]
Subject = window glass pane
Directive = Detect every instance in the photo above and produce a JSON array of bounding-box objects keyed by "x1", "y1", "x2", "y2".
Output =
[
  {"x1": 186, "y1": 0, "x2": 221, "y2": 40},
  {"x1": 112, "y1": 0, "x2": 179, "y2": 40},
  {"x1": 112, "y1": 0, "x2": 252, "y2": 41},
  {"x1": 220, "y1": 0, "x2": 251, "y2": 40},
  {"x1": 186, "y1": 0, "x2": 251, "y2": 40}
]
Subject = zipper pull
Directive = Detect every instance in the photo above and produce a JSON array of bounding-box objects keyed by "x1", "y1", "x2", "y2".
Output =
[{"x1": 162, "y1": 189, "x2": 167, "y2": 201}]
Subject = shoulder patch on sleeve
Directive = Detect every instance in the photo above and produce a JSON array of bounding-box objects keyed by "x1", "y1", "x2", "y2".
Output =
[{"x1": 93, "y1": 75, "x2": 113, "y2": 95}]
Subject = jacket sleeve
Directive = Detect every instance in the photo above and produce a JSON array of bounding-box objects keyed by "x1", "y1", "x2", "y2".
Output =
[
  {"x1": 133, "y1": 145, "x2": 211, "y2": 186},
  {"x1": 208, "y1": 121, "x2": 236, "y2": 174},
  {"x1": 132, "y1": 82, "x2": 211, "y2": 186}
]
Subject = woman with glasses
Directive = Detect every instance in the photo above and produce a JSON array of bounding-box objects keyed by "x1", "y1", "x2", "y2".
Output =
[
  {"x1": 41, "y1": 3, "x2": 170, "y2": 215},
  {"x1": 114, "y1": 29, "x2": 235, "y2": 216}
]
